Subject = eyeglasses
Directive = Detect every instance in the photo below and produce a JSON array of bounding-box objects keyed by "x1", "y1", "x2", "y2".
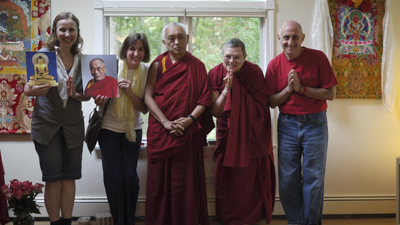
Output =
[
  {"x1": 223, "y1": 55, "x2": 243, "y2": 62},
  {"x1": 90, "y1": 67, "x2": 104, "y2": 72}
]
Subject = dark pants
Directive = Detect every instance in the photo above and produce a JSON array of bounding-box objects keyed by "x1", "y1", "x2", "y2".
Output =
[{"x1": 98, "y1": 129, "x2": 142, "y2": 225}]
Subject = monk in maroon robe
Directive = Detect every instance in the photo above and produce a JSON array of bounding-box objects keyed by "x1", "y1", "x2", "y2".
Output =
[
  {"x1": 209, "y1": 38, "x2": 275, "y2": 224},
  {"x1": 144, "y1": 22, "x2": 213, "y2": 225},
  {"x1": 85, "y1": 58, "x2": 119, "y2": 98}
]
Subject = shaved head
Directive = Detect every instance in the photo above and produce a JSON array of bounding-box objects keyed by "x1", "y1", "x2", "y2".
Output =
[
  {"x1": 278, "y1": 20, "x2": 305, "y2": 60},
  {"x1": 279, "y1": 20, "x2": 303, "y2": 37}
]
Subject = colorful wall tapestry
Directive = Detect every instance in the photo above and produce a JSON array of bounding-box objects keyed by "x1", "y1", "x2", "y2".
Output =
[
  {"x1": 0, "y1": 0, "x2": 51, "y2": 133},
  {"x1": 328, "y1": 0, "x2": 385, "y2": 99}
]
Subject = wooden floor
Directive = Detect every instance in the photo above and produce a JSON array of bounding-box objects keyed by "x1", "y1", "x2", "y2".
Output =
[{"x1": 7, "y1": 217, "x2": 396, "y2": 225}]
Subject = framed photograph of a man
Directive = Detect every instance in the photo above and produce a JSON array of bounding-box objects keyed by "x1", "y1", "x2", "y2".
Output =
[
  {"x1": 26, "y1": 51, "x2": 58, "y2": 87},
  {"x1": 81, "y1": 54, "x2": 119, "y2": 98}
]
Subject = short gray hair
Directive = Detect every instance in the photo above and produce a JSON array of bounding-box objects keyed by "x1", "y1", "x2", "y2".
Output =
[
  {"x1": 162, "y1": 22, "x2": 187, "y2": 41},
  {"x1": 222, "y1": 38, "x2": 246, "y2": 56}
]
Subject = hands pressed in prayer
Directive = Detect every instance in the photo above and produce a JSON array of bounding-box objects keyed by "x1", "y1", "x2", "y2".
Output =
[
  {"x1": 224, "y1": 69, "x2": 233, "y2": 88},
  {"x1": 288, "y1": 69, "x2": 301, "y2": 92},
  {"x1": 220, "y1": 69, "x2": 233, "y2": 98}
]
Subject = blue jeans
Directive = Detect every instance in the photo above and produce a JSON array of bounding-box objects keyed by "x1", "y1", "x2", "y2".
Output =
[
  {"x1": 278, "y1": 111, "x2": 328, "y2": 225},
  {"x1": 98, "y1": 129, "x2": 142, "y2": 225}
]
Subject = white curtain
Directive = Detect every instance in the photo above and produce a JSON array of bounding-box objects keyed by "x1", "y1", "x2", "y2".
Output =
[
  {"x1": 311, "y1": 0, "x2": 333, "y2": 63},
  {"x1": 382, "y1": 0, "x2": 399, "y2": 112}
]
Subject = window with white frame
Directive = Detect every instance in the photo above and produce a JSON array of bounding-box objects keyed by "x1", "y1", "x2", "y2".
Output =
[{"x1": 94, "y1": 0, "x2": 275, "y2": 140}]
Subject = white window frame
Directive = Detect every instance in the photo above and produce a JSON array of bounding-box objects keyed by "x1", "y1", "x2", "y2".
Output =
[
  {"x1": 93, "y1": 0, "x2": 277, "y2": 144},
  {"x1": 93, "y1": 0, "x2": 275, "y2": 72}
]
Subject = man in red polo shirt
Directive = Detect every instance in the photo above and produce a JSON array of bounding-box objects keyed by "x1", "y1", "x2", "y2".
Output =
[{"x1": 265, "y1": 20, "x2": 338, "y2": 225}]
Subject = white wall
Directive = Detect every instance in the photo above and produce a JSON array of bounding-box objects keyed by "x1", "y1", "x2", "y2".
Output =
[{"x1": 1, "y1": 0, "x2": 400, "y2": 218}]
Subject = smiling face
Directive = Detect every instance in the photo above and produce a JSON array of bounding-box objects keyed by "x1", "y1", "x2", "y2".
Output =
[
  {"x1": 90, "y1": 59, "x2": 106, "y2": 81},
  {"x1": 126, "y1": 40, "x2": 145, "y2": 70},
  {"x1": 162, "y1": 24, "x2": 189, "y2": 59},
  {"x1": 55, "y1": 18, "x2": 78, "y2": 50},
  {"x1": 222, "y1": 47, "x2": 246, "y2": 74},
  {"x1": 278, "y1": 21, "x2": 305, "y2": 60}
]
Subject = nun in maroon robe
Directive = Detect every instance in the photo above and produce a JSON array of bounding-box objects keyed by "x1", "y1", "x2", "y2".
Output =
[
  {"x1": 144, "y1": 22, "x2": 213, "y2": 225},
  {"x1": 208, "y1": 38, "x2": 275, "y2": 225}
]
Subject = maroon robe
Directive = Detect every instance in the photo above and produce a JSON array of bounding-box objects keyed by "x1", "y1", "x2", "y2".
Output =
[
  {"x1": 84, "y1": 76, "x2": 119, "y2": 98},
  {"x1": 208, "y1": 62, "x2": 276, "y2": 224},
  {"x1": 145, "y1": 52, "x2": 213, "y2": 225}
]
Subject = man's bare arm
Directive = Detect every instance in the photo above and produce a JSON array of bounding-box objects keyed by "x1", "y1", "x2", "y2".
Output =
[{"x1": 300, "y1": 86, "x2": 335, "y2": 101}]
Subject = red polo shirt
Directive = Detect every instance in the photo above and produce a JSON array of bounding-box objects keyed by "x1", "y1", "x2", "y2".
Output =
[{"x1": 265, "y1": 48, "x2": 338, "y2": 115}]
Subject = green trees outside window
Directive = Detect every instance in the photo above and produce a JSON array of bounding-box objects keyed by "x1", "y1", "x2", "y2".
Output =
[{"x1": 109, "y1": 16, "x2": 261, "y2": 140}]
